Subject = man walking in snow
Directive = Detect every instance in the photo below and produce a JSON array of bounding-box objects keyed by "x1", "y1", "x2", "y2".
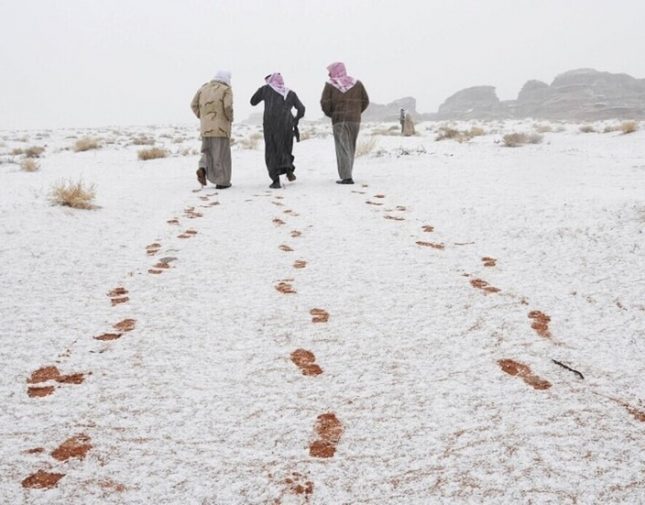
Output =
[
  {"x1": 191, "y1": 70, "x2": 234, "y2": 189},
  {"x1": 320, "y1": 62, "x2": 369, "y2": 185}
]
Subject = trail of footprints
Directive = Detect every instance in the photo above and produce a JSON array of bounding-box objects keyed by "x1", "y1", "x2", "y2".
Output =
[
  {"x1": 351, "y1": 188, "x2": 644, "y2": 420},
  {"x1": 21, "y1": 189, "x2": 222, "y2": 491}
]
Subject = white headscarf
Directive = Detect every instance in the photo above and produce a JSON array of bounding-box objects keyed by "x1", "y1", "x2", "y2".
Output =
[{"x1": 213, "y1": 69, "x2": 231, "y2": 86}]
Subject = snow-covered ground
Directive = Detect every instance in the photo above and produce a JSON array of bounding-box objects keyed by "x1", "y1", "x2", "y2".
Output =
[{"x1": 1, "y1": 120, "x2": 643, "y2": 504}]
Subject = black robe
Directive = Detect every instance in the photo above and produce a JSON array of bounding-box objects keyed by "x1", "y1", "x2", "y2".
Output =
[{"x1": 250, "y1": 85, "x2": 305, "y2": 180}]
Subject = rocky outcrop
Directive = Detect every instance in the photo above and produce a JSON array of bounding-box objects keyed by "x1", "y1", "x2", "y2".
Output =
[
  {"x1": 363, "y1": 97, "x2": 417, "y2": 122},
  {"x1": 436, "y1": 86, "x2": 505, "y2": 119},
  {"x1": 433, "y1": 69, "x2": 645, "y2": 120}
]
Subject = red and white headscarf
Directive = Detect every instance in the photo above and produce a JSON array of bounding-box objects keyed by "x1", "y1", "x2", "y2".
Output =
[
  {"x1": 265, "y1": 72, "x2": 289, "y2": 99},
  {"x1": 327, "y1": 62, "x2": 357, "y2": 93}
]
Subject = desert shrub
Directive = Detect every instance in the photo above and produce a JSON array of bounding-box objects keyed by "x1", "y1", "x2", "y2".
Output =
[
  {"x1": 534, "y1": 124, "x2": 553, "y2": 133},
  {"x1": 131, "y1": 135, "x2": 155, "y2": 145},
  {"x1": 24, "y1": 145, "x2": 46, "y2": 158},
  {"x1": 579, "y1": 125, "x2": 596, "y2": 133},
  {"x1": 356, "y1": 136, "x2": 378, "y2": 157},
  {"x1": 238, "y1": 133, "x2": 262, "y2": 149},
  {"x1": 20, "y1": 158, "x2": 40, "y2": 172},
  {"x1": 74, "y1": 137, "x2": 101, "y2": 152},
  {"x1": 138, "y1": 147, "x2": 168, "y2": 160},
  {"x1": 620, "y1": 120, "x2": 638, "y2": 134},
  {"x1": 503, "y1": 132, "x2": 543, "y2": 147},
  {"x1": 11, "y1": 147, "x2": 24, "y2": 156},
  {"x1": 50, "y1": 180, "x2": 96, "y2": 209},
  {"x1": 436, "y1": 126, "x2": 484, "y2": 142}
]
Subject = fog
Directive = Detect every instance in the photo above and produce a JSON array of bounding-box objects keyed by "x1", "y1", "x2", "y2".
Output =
[{"x1": 1, "y1": 0, "x2": 644, "y2": 129}]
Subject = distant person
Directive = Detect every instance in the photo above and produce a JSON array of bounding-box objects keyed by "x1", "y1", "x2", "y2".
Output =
[
  {"x1": 320, "y1": 62, "x2": 369, "y2": 185},
  {"x1": 190, "y1": 70, "x2": 233, "y2": 189},
  {"x1": 250, "y1": 72, "x2": 305, "y2": 189},
  {"x1": 402, "y1": 111, "x2": 415, "y2": 136},
  {"x1": 400, "y1": 108, "x2": 406, "y2": 134}
]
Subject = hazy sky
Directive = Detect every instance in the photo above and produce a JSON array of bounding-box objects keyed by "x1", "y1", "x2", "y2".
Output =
[{"x1": 1, "y1": 0, "x2": 644, "y2": 130}]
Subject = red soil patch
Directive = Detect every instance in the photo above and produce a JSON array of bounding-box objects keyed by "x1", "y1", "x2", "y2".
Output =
[
  {"x1": 27, "y1": 386, "x2": 55, "y2": 398},
  {"x1": 309, "y1": 413, "x2": 343, "y2": 458},
  {"x1": 21, "y1": 470, "x2": 65, "y2": 489},
  {"x1": 95, "y1": 333, "x2": 122, "y2": 341},
  {"x1": 293, "y1": 260, "x2": 307, "y2": 269},
  {"x1": 56, "y1": 373, "x2": 84, "y2": 385},
  {"x1": 366, "y1": 200, "x2": 383, "y2": 206},
  {"x1": 166, "y1": 219, "x2": 179, "y2": 225},
  {"x1": 51, "y1": 434, "x2": 92, "y2": 462},
  {"x1": 482, "y1": 256, "x2": 497, "y2": 267},
  {"x1": 284, "y1": 472, "x2": 314, "y2": 498},
  {"x1": 422, "y1": 225, "x2": 434, "y2": 232},
  {"x1": 279, "y1": 244, "x2": 294, "y2": 252},
  {"x1": 107, "y1": 287, "x2": 128, "y2": 298},
  {"x1": 98, "y1": 479, "x2": 126, "y2": 493},
  {"x1": 110, "y1": 296, "x2": 129, "y2": 306},
  {"x1": 113, "y1": 319, "x2": 136, "y2": 332},
  {"x1": 528, "y1": 310, "x2": 552, "y2": 338},
  {"x1": 374, "y1": 194, "x2": 385, "y2": 198},
  {"x1": 28, "y1": 367, "x2": 84, "y2": 385},
  {"x1": 290, "y1": 349, "x2": 323, "y2": 376},
  {"x1": 497, "y1": 359, "x2": 552, "y2": 390},
  {"x1": 384, "y1": 215, "x2": 405, "y2": 221},
  {"x1": 627, "y1": 407, "x2": 645, "y2": 422},
  {"x1": 28, "y1": 366, "x2": 60, "y2": 384},
  {"x1": 470, "y1": 278, "x2": 501, "y2": 294},
  {"x1": 416, "y1": 241, "x2": 445, "y2": 250},
  {"x1": 310, "y1": 308, "x2": 329, "y2": 323},
  {"x1": 273, "y1": 218, "x2": 285, "y2": 226},
  {"x1": 275, "y1": 282, "x2": 296, "y2": 294},
  {"x1": 290, "y1": 230, "x2": 302, "y2": 238}
]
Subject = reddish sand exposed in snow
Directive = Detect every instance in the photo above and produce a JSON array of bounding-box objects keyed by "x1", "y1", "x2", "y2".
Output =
[
  {"x1": 51, "y1": 434, "x2": 92, "y2": 461},
  {"x1": 275, "y1": 282, "x2": 296, "y2": 294},
  {"x1": 21, "y1": 470, "x2": 65, "y2": 489},
  {"x1": 310, "y1": 308, "x2": 329, "y2": 323},
  {"x1": 482, "y1": 256, "x2": 497, "y2": 267},
  {"x1": 498, "y1": 359, "x2": 552, "y2": 390},
  {"x1": 27, "y1": 367, "x2": 85, "y2": 385},
  {"x1": 113, "y1": 319, "x2": 136, "y2": 332},
  {"x1": 528, "y1": 310, "x2": 552, "y2": 338},
  {"x1": 290, "y1": 349, "x2": 323, "y2": 376},
  {"x1": 95, "y1": 332, "x2": 122, "y2": 341},
  {"x1": 279, "y1": 244, "x2": 294, "y2": 252},
  {"x1": 470, "y1": 278, "x2": 501, "y2": 294},
  {"x1": 27, "y1": 386, "x2": 55, "y2": 398},
  {"x1": 293, "y1": 260, "x2": 307, "y2": 269},
  {"x1": 110, "y1": 296, "x2": 129, "y2": 306},
  {"x1": 309, "y1": 413, "x2": 343, "y2": 458},
  {"x1": 422, "y1": 225, "x2": 434, "y2": 232},
  {"x1": 107, "y1": 287, "x2": 128, "y2": 298},
  {"x1": 283, "y1": 472, "x2": 314, "y2": 499}
]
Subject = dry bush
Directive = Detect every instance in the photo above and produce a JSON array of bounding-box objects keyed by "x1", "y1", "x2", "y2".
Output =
[
  {"x1": 534, "y1": 124, "x2": 553, "y2": 133},
  {"x1": 503, "y1": 132, "x2": 543, "y2": 147},
  {"x1": 74, "y1": 137, "x2": 101, "y2": 152},
  {"x1": 131, "y1": 135, "x2": 155, "y2": 145},
  {"x1": 238, "y1": 133, "x2": 261, "y2": 149},
  {"x1": 603, "y1": 125, "x2": 618, "y2": 133},
  {"x1": 20, "y1": 158, "x2": 40, "y2": 172},
  {"x1": 620, "y1": 120, "x2": 638, "y2": 134},
  {"x1": 436, "y1": 126, "x2": 484, "y2": 143},
  {"x1": 356, "y1": 136, "x2": 378, "y2": 157},
  {"x1": 11, "y1": 147, "x2": 24, "y2": 156},
  {"x1": 50, "y1": 180, "x2": 96, "y2": 209},
  {"x1": 138, "y1": 147, "x2": 168, "y2": 160},
  {"x1": 579, "y1": 125, "x2": 596, "y2": 133},
  {"x1": 24, "y1": 146, "x2": 46, "y2": 158}
]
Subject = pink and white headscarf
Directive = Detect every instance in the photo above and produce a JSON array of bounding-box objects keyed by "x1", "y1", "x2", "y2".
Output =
[
  {"x1": 327, "y1": 62, "x2": 357, "y2": 93},
  {"x1": 265, "y1": 72, "x2": 289, "y2": 99}
]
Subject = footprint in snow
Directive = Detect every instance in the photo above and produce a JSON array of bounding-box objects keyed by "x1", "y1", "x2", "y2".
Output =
[
  {"x1": 309, "y1": 413, "x2": 343, "y2": 458},
  {"x1": 290, "y1": 349, "x2": 323, "y2": 376},
  {"x1": 26, "y1": 366, "x2": 86, "y2": 397},
  {"x1": 498, "y1": 359, "x2": 552, "y2": 390}
]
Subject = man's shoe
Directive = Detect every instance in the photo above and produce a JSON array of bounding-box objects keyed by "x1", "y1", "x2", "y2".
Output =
[
  {"x1": 269, "y1": 180, "x2": 281, "y2": 189},
  {"x1": 215, "y1": 184, "x2": 231, "y2": 189},
  {"x1": 196, "y1": 168, "x2": 206, "y2": 186},
  {"x1": 336, "y1": 178, "x2": 354, "y2": 185},
  {"x1": 286, "y1": 170, "x2": 296, "y2": 182}
]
